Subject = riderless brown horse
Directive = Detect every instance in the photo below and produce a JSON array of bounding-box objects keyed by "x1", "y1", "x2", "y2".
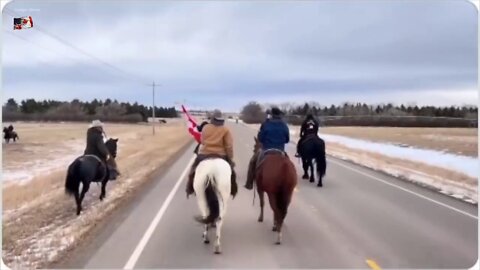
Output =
[{"x1": 253, "y1": 137, "x2": 297, "y2": 244}]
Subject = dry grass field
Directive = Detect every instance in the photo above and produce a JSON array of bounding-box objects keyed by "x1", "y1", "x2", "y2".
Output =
[{"x1": 2, "y1": 121, "x2": 192, "y2": 268}]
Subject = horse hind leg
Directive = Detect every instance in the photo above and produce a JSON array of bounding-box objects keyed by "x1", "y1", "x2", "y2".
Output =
[
  {"x1": 74, "y1": 190, "x2": 82, "y2": 216},
  {"x1": 203, "y1": 224, "x2": 210, "y2": 244},
  {"x1": 309, "y1": 159, "x2": 315, "y2": 183},
  {"x1": 275, "y1": 220, "x2": 283, "y2": 245},
  {"x1": 258, "y1": 189, "x2": 265, "y2": 222},
  {"x1": 317, "y1": 167, "x2": 323, "y2": 187},
  {"x1": 99, "y1": 179, "x2": 108, "y2": 201},
  {"x1": 213, "y1": 176, "x2": 230, "y2": 254},
  {"x1": 77, "y1": 182, "x2": 90, "y2": 215},
  {"x1": 214, "y1": 217, "x2": 223, "y2": 254},
  {"x1": 301, "y1": 159, "x2": 309, "y2": 180},
  {"x1": 316, "y1": 158, "x2": 324, "y2": 187},
  {"x1": 266, "y1": 194, "x2": 279, "y2": 233}
]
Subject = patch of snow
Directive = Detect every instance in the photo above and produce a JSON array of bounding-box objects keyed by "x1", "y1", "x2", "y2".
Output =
[
  {"x1": 3, "y1": 141, "x2": 84, "y2": 185},
  {"x1": 327, "y1": 150, "x2": 478, "y2": 204},
  {"x1": 319, "y1": 133, "x2": 478, "y2": 179}
]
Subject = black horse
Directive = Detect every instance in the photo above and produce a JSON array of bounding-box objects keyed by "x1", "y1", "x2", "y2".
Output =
[
  {"x1": 3, "y1": 126, "x2": 19, "y2": 143},
  {"x1": 298, "y1": 135, "x2": 327, "y2": 187},
  {"x1": 65, "y1": 138, "x2": 119, "y2": 215}
]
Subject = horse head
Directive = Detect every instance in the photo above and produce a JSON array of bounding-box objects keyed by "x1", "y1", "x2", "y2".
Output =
[{"x1": 105, "y1": 138, "x2": 119, "y2": 158}]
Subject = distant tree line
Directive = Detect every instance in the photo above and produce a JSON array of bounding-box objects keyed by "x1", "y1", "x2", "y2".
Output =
[
  {"x1": 3, "y1": 98, "x2": 178, "y2": 123},
  {"x1": 241, "y1": 101, "x2": 478, "y2": 127}
]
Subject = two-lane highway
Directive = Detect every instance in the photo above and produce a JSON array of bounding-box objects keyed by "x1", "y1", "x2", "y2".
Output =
[{"x1": 57, "y1": 122, "x2": 478, "y2": 269}]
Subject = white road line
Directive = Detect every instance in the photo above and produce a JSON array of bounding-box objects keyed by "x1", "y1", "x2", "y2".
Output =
[
  {"x1": 123, "y1": 156, "x2": 195, "y2": 269},
  {"x1": 329, "y1": 158, "x2": 478, "y2": 220}
]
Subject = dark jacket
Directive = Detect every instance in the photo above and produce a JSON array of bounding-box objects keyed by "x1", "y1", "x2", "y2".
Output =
[
  {"x1": 84, "y1": 127, "x2": 110, "y2": 161},
  {"x1": 300, "y1": 118, "x2": 319, "y2": 137},
  {"x1": 258, "y1": 116, "x2": 290, "y2": 151}
]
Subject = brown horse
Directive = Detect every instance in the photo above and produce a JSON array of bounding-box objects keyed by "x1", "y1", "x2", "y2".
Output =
[{"x1": 253, "y1": 137, "x2": 297, "y2": 244}]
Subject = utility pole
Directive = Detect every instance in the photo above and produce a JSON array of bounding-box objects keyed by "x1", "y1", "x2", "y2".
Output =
[{"x1": 152, "y1": 81, "x2": 155, "y2": 135}]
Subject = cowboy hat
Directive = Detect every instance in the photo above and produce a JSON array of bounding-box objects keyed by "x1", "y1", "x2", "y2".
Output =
[
  {"x1": 212, "y1": 109, "x2": 224, "y2": 121},
  {"x1": 89, "y1": 119, "x2": 104, "y2": 128}
]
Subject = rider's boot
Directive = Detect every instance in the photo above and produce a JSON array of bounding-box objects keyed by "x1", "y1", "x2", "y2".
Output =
[
  {"x1": 230, "y1": 169, "x2": 238, "y2": 197},
  {"x1": 186, "y1": 169, "x2": 195, "y2": 197}
]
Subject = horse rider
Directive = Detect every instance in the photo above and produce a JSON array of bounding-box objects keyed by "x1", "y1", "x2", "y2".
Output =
[
  {"x1": 244, "y1": 107, "x2": 290, "y2": 190},
  {"x1": 84, "y1": 120, "x2": 120, "y2": 180},
  {"x1": 295, "y1": 113, "x2": 320, "y2": 157},
  {"x1": 193, "y1": 120, "x2": 209, "y2": 155},
  {"x1": 186, "y1": 110, "x2": 238, "y2": 198},
  {"x1": 7, "y1": 124, "x2": 14, "y2": 133}
]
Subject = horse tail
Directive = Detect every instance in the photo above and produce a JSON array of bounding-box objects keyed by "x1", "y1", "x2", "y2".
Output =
[
  {"x1": 276, "y1": 188, "x2": 288, "y2": 221},
  {"x1": 316, "y1": 138, "x2": 327, "y2": 177},
  {"x1": 277, "y1": 159, "x2": 296, "y2": 220},
  {"x1": 203, "y1": 178, "x2": 220, "y2": 224},
  {"x1": 65, "y1": 159, "x2": 80, "y2": 196}
]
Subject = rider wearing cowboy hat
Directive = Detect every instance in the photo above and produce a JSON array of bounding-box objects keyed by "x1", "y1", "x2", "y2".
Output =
[
  {"x1": 186, "y1": 110, "x2": 238, "y2": 198},
  {"x1": 84, "y1": 120, "x2": 120, "y2": 180}
]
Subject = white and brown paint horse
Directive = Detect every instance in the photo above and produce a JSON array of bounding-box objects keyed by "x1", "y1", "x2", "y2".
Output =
[{"x1": 192, "y1": 158, "x2": 232, "y2": 254}]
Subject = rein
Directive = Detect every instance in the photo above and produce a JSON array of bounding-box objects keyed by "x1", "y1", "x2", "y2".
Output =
[{"x1": 252, "y1": 182, "x2": 256, "y2": 206}]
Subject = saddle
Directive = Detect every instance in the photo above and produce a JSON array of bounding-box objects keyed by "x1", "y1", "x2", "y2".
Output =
[
  {"x1": 79, "y1": 154, "x2": 109, "y2": 182},
  {"x1": 301, "y1": 133, "x2": 318, "y2": 145},
  {"x1": 256, "y1": 149, "x2": 287, "y2": 169},
  {"x1": 197, "y1": 153, "x2": 229, "y2": 163}
]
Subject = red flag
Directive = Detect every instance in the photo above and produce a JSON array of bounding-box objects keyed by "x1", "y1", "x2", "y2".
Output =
[{"x1": 181, "y1": 105, "x2": 201, "y2": 143}]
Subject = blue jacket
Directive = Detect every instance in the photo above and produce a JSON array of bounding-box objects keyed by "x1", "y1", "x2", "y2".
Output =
[{"x1": 258, "y1": 117, "x2": 290, "y2": 151}]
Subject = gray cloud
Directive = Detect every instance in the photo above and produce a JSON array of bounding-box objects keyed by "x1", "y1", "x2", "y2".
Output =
[{"x1": 2, "y1": 0, "x2": 477, "y2": 111}]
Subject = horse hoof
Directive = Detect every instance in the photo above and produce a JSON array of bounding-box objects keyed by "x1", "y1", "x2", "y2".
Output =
[
  {"x1": 214, "y1": 246, "x2": 221, "y2": 254},
  {"x1": 275, "y1": 241, "x2": 281, "y2": 245},
  {"x1": 214, "y1": 250, "x2": 221, "y2": 255},
  {"x1": 317, "y1": 183, "x2": 323, "y2": 187},
  {"x1": 302, "y1": 175, "x2": 309, "y2": 180},
  {"x1": 204, "y1": 239, "x2": 210, "y2": 244},
  {"x1": 258, "y1": 218, "x2": 263, "y2": 223},
  {"x1": 272, "y1": 226, "x2": 277, "y2": 232},
  {"x1": 309, "y1": 179, "x2": 314, "y2": 183}
]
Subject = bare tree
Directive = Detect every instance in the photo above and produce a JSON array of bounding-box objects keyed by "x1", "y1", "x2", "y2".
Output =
[{"x1": 241, "y1": 102, "x2": 266, "y2": 123}]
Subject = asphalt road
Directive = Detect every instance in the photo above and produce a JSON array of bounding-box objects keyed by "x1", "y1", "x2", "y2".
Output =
[{"x1": 58, "y1": 122, "x2": 478, "y2": 269}]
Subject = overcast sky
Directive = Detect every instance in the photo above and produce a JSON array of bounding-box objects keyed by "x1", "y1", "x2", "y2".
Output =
[{"x1": 2, "y1": 0, "x2": 477, "y2": 111}]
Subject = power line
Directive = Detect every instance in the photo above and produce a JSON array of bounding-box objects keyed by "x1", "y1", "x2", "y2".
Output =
[
  {"x1": 3, "y1": 8, "x2": 151, "y2": 86},
  {"x1": 4, "y1": 30, "x2": 88, "y2": 64}
]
